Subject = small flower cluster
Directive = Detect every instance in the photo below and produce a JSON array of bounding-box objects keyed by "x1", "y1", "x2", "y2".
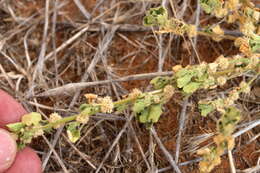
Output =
[
  {"x1": 99, "y1": 96, "x2": 114, "y2": 113},
  {"x1": 49, "y1": 113, "x2": 62, "y2": 128},
  {"x1": 163, "y1": 85, "x2": 175, "y2": 101},
  {"x1": 129, "y1": 88, "x2": 142, "y2": 99},
  {"x1": 84, "y1": 94, "x2": 114, "y2": 114},
  {"x1": 84, "y1": 93, "x2": 98, "y2": 103},
  {"x1": 73, "y1": 94, "x2": 114, "y2": 127}
]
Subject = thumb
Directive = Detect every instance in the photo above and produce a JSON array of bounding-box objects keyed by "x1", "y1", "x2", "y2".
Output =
[{"x1": 0, "y1": 129, "x2": 17, "y2": 172}]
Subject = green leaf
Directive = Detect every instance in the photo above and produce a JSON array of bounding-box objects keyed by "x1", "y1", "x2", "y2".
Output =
[
  {"x1": 66, "y1": 122, "x2": 81, "y2": 143},
  {"x1": 200, "y1": 3, "x2": 212, "y2": 13},
  {"x1": 249, "y1": 34, "x2": 260, "y2": 53},
  {"x1": 133, "y1": 99, "x2": 146, "y2": 113},
  {"x1": 202, "y1": 5, "x2": 212, "y2": 14},
  {"x1": 177, "y1": 75, "x2": 193, "y2": 88},
  {"x1": 80, "y1": 105, "x2": 100, "y2": 116},
  {"x1": 176, "y1": 68, "x2": 190, "y2": 78},
  {"x1": 200, "y1": 0, "x2": 222, "y2": 14},
  {"x1": 143, "y1": 6, "x2": 168, "y2": 27},
  {"x1": 79, "y1": 104, "x2": 89, "y2": 111},
  {"x1": 133, "y1": 95, "x2": 153, "y2": 114},
  {"x1": 143, "y1": 15, "x2": 157, "y2": 26},
  {"x1": 224, "y1": 107, "x2": 241, "y2": 123},
  {"x1": 138, "y1": 109, "x2": 149, "y2": 123},
  {"x1": 199, "y1": 104, "x2": 214, "y2": 116},
  {"x1": 136, "y1": 104, "x2": 163, "y2": 124},
  {"x1": 21, "y1": 112, "x2": 42, "y2": 126},
  {"x1": 183, "y1": 82, "x2": 201, "y2": 94},
  {"x1": 20, "y1": 130, "x2": 34, "y2": 145},
  {"x1": 176, "y1": 68, "x2": 198, "y2": 88},
  {"x1": 6, "y1": 122, "x2": 25, "y2": 132},
  {"x1": 17, "y1": 143, "x2": 26, "y2": 150},
  {"x1": 148, "y1": 104, "x2": 163, "y2": 123},
  {"x1": 150, "y1": 76, "x2": 171, "y2": 89},
  {"x1": 149, "y1": 6, "x2": 167, "y2": 16},
  {"x1": 196, "y1": 71, "x2": 208, "y2": 82},
  {"x1": 202, "y1": 77, "x2": 216, "y2": 88},
  {"x1": 144, "y1": 95, "x2": 153, "y2": 106},
  {"x1": 218, "y1": 107, "x2": 241, "y2": 136},
  {"x1": 116, "y1": 104, "x2": 128, "y2": 113}
]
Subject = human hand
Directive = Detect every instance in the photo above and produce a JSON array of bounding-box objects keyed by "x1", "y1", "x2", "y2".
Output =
[{"x1": 0, "y1": 90, "x2": 41, "y2": 173}]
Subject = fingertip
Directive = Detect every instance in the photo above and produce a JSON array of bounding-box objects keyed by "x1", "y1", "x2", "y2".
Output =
[
  {"x1": 0, "y1": 90, "x2": 27, "y2": 127},
  {"x1": 5, "y1": 147, "x2": 42, "y2": 173},
  {"x1": 0, "y1": 129, "x2": 17, "y2": 173}
]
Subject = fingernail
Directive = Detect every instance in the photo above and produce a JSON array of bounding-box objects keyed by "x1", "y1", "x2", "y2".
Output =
[{"x1": 0, "y1": 129, "x2": 17, "y2": 172}]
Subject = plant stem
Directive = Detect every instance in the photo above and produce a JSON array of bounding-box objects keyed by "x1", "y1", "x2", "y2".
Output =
[
  {"x1": 39, "y1": 114, "x2": 78, "y2": 130},
  {"x1": 113, "y1": 89, "x2": 163, "y2": 108},
  {"x1": 197, "y1": 31, "x2": 237, "y2": 40},
  {"x1": 37, "y1": 89, "x2": 164, "y2": 130}
]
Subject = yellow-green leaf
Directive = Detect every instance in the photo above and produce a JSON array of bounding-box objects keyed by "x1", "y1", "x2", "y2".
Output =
[
  {"x1": 6, "y1": 122, "x2": 25, "y2": 132},
  {"x1": 148, "y1": 104, "x2": 163, "y2": 123},
  {"x1": 177, "y1": 75, "x2": 193, "y2": 88},
  {"x1": 21, "y1": 112, "x2": 42, "y2": 126},
  {"x1": 66, "y1": 122, "x2": 81, "y2": 143},
  {"x1": 138, "y1": 109, "x2": 149, "y2": 123},
  {"x1": 183, "y1": 82, "x2": 201, "y2": 93},
  {"x1": 150, "y1": 76, "x2": 171, "y2": 89},
  {"x1": 133, "y1": 99, "x2": 146, "y2": 113},
  {"x1": 199, "y1": 104, "x2": 214, "y2": 116},
  {"x1": 143, "y1": 6, "x2": 168, "y2": 26}
]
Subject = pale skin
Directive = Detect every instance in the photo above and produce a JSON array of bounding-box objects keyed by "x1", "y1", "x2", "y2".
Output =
[{"x1": 0, "y1": 90, "x2": 41, "y2": 173}]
